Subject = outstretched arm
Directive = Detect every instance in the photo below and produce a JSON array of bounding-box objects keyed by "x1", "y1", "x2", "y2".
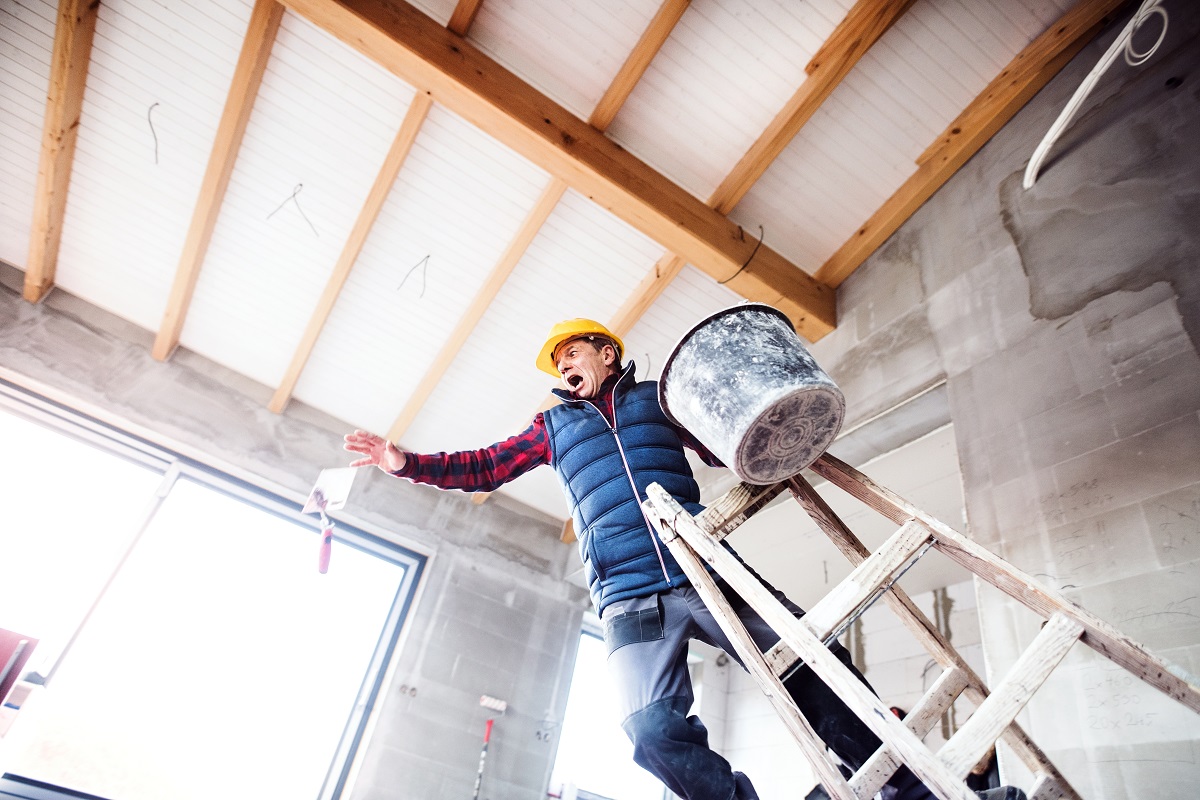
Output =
[{"x1": 342, "y1": 416, "x2": 551, "y2": 492}]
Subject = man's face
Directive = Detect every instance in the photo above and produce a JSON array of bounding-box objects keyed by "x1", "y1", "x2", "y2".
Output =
[{"x1": 555, "y1": 337, "x2": 616, "y2": 399}]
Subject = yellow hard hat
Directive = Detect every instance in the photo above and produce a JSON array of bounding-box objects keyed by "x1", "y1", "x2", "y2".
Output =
[{"x1": 536, "y1": 318, "x2": 624, "y2": 377}]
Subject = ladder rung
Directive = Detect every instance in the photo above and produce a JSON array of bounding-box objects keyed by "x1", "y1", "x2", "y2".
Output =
[
  {"x1": 852, "y1": 667, "x2": 970, "y2": 798},
  {"x1": 939, "y1": 613, "x2": 1084, "y2": 777},
  {"x1": 1028, "y1": 772, "x2": 1074, "y2": 800},
  {"x1": 803, "y1": 519, "x2": 933, "y2": 642},
  {"x1": 695, "y1": 481, "x2": 785, "y2": 541},
  {"x1": 764, "y1": 639, "x2": 800, "y2": 681}
]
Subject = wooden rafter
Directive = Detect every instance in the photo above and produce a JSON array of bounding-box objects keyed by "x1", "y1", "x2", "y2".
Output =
[
  {"x1": 270, "y1": 93, "x2": 433, "y2": 413},
  {"x1": 446, "y1": 0, "x2": 483, "y2": 36},
  {"x1": 268, "y1": 0, "x2": 485, "y2": 411},
  {"x1": 24, "y1": 0, "x2": 100, "y2": 304},
  {"x1": 386, "y1": 178, "x2": 567, "y2": 441},
  {"x1": 278, "y1": 0, "x2": 835, "y2": 339},
  {"x1": 588, "y1": 0, "x2": 691, "y2": 131},
  {"x1": 386, "y1": 0, "x2": 689, "y2": 442},
  {"x1": 152, "y1": 0, "x2": 284, "y2": 360},
  {"x1": 814, "y1": 0, "x2": 1130, "y2": 288},
  {"x1": 707, "y1": 0, "x2": 916, "y2": 215}
]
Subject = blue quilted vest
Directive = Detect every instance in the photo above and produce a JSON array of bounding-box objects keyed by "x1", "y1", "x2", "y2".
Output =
[{"x1": 543, "y1": 364, "x2": 704, "y2": 613}]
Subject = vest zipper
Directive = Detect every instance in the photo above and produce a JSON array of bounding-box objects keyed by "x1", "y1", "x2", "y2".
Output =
[{"x1": 581, "y1": 373, "x2": 674, "y2": 587}]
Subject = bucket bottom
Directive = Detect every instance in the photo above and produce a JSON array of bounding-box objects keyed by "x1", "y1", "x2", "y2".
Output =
[{"x1": 733, "y1": 387, "x2": 844, "y2": 484}]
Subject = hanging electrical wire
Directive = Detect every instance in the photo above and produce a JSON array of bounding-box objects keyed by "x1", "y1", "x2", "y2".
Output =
[{"x1": 1023, "y1": 0, "x2": 1169, "y2": 189}]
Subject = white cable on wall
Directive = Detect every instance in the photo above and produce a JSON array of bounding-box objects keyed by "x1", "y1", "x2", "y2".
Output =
[{"x1": 1023, "y1": 0, "x2": 1169, "y2": 189}]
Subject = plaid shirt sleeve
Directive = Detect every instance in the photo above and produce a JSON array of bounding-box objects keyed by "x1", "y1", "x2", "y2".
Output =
[{"x1": 390, "y1": 413, "x2": 551, "y2": 492}]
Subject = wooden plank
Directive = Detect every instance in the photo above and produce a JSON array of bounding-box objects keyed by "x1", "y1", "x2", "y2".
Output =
[
  {"x1": 645, "y1": 492, "x2": 860, "y2": 800},
  {"x1": 802, "y1": 519, "x2": 931, "y2": 642},
  {"x1": 386, "y1": 178, "x2": 568, "y2": 442},
  {"x1": 445, "y1": 0, "x2": 483, "y2": 36},
  {"x1": 695, "y1": 480, "x2": 786, "y2": 541},
  {"x1": 707, "y1": 0, "x2": 917, "y2": 215},
  {"x1": 152, "y1": 0, "x2": 284, "y2": 360},
  {"x1": 939, "y1": 613, "x2": 1083, "y2": 778},
  {"x1": 270, "y1": 92, "x2": 432, "y2": 413},
  {"x1": 607, "y1": 252, "x2": 687, "y2": 337},
  {"x1": 278, "y1": 0, "x2": 835, "y2": 339},
  {"x1": 809, "y1": 452, "x2": 1200, "y2": 715},
  {"x1": 813, "y1": 0, "x2": 1130, "y2": 288},
  {"x1": 24, "y1": 0, "x2": 100, "y2": 304},
  {"x1": 560, "y1": 517, "x2": 574, "y2": 544},
  {"x1": 787, "y1": 474, "x2": 1083, "y2": 793},
  {"x1": 588, "y1": 0, "x2": 690, "y2": 132},
  {"x1": 852, "y1": 667, "x2": 969, "y2": 798},
  {"x1": 644, "y1": 483, "x2": 978, "y2": 800}
]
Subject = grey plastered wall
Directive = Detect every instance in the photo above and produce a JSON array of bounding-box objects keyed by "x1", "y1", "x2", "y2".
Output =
[
  {"x1": 0, "y1": 274, "x2": 590, "y2": 800},
  {"x1": 808, "y1": 6, "x2": 1200, "y2": 798}
]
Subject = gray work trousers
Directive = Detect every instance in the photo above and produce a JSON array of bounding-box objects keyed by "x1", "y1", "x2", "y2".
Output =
[{"x1": 602, "y1": 580, "x2": 933, "y2": 800}]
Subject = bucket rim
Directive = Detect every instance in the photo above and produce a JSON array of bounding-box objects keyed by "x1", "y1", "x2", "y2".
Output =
[{"x1": 657, "y1": 302, "x2": 795, "y2": 427}]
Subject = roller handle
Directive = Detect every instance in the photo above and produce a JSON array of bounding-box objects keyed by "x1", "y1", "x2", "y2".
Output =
[{"x1": 318, "y1": 525, "x2": 333, "y2": 574}]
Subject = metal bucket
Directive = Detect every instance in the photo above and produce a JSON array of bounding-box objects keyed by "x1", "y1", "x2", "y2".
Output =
[{"x1": 659, "y1": 303, "x2": 845, "y2": 485}]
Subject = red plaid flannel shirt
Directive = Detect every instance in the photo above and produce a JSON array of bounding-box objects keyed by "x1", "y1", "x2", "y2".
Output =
[{"x1": 392, "y1": 372, "x2": 722, "y2": 492}]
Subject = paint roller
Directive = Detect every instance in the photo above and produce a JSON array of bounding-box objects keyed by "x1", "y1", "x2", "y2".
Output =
[
  {"x1": 473, "y1": 695, "x2": 507, "y2": 800},
  {"x1": 302, "y1": 467, "x2": 358, "y2": 573}
]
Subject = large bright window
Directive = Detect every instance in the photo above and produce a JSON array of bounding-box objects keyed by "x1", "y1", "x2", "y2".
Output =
[
  {"x1": 549, "y1": 630, "x2": 667, "y2": 800},
  {"x1": 0, "y1": 384, "x2": 424, "y2": 800}
]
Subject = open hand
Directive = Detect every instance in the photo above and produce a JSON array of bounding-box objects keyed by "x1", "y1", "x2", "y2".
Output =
[{"x1": 343, "y1": 430, "x2": 406, "y2": 473}]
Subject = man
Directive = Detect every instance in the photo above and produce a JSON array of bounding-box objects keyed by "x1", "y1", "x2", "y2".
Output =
[{"x1": 345, "y1": 318, "x2": 1022, "y2": 800}]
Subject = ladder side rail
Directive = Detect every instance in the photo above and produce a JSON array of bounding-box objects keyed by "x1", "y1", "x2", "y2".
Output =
[
  {"x1": 802, "y1": 518, "x2": 933, "y2": 643},
  {"x1": 809, "y1": 453, "x2": 1200, "y2": 714},
  {"x1": 696, "y1": 480, "x2": 786, "y2": 540},
  {"x1": 645, "y1": 483, "x2": 979, "y2": 800},
  {"x1": 789, "y1": 475, "x2": 1083, "y2": 794},
  {"x1": 938, "y1": 613, "x2": 1084, "y2": 778},
  {"x1": 852, "y1": 667, "x2": 970, "y2": 798},
  {"x1": 643, "y1": 491, "x2": 859, "y2": 800}
]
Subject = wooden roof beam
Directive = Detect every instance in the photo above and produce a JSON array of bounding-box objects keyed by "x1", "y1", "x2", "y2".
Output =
[
  {"x1": 387, "y1": 0, "x2": 691, "y2": 442},
  {"x1": 269, "y1": 0, "x2": 486, "y2": 412},
  {"x1": 270, "y1": 93, "x2": 433, "y2": 413},
  {"x1": 814, "y1": 0, "x2": 1130, "y2": 288},
  {"x1": 708, "y1": 0, "x2": 916, "y2": 215},
  {"x1": 24, "y1": 0, "x2": 100, "y2": 304},
  {"x1": 152, "y1": 0, "x2": 284, "y2": 360},
  {"x1": 279, "y1": 0, "x2": 835, "y2": 339},
  {"x1": 589, "y1": 0, "x2": 691, "y2": 131}
]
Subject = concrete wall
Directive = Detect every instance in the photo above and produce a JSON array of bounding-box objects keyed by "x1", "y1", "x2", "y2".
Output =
[
  {"x1": 803, "y1": 5, "x2": 1200, "y2": 797},
  {"x1": 0, "y1": 271, "x2": 590, "y2": 800}
]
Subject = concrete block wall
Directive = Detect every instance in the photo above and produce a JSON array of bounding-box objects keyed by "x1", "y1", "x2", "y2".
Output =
[
  {"x1": 0, "y1": 274, "x2": 590, "y2": 800},
  {"x1": 804, "y1": 5, "x2": 1200, "y2": 797}
]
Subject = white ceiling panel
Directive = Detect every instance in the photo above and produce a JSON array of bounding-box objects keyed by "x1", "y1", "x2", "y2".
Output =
[
  {"x1": 293, "y1": 104, "x2": 551, "y2": 433},
  {"x1": 50, "y1": 0, "x2": 253, "y2": 329},
  {"x1": 402, "y1": 187, "x2": 667, "y2": 455},
  {"x1": 0, "y1": 0, "x2": 55, "y2": 268},
  {"x1": 179, "y1": 11, "x2": 418, "y2": 387},
  {"x1": 731, "y1": 0, "x2": 1076, "y2": 271},
  {"x1": 606, "y1": 0, "x2": 853, "y2": 201},
  {"x1": 467, "y1": 0, "x2": 661, "y2": 121}
]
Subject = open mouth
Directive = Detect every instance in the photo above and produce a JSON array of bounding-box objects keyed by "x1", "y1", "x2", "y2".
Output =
[{"x1": 566, "y1": 374, "x2": 584, "y2": 389}]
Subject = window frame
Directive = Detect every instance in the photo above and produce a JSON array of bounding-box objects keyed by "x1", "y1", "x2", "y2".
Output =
[{"x1": 0, "y1": 378, "x2": 427, "y2": 800}]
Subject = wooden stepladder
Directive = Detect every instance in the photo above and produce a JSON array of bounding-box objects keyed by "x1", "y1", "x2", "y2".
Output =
[{"x1": 640, "y1": 452, "x2": 1200, "y2": 800}]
